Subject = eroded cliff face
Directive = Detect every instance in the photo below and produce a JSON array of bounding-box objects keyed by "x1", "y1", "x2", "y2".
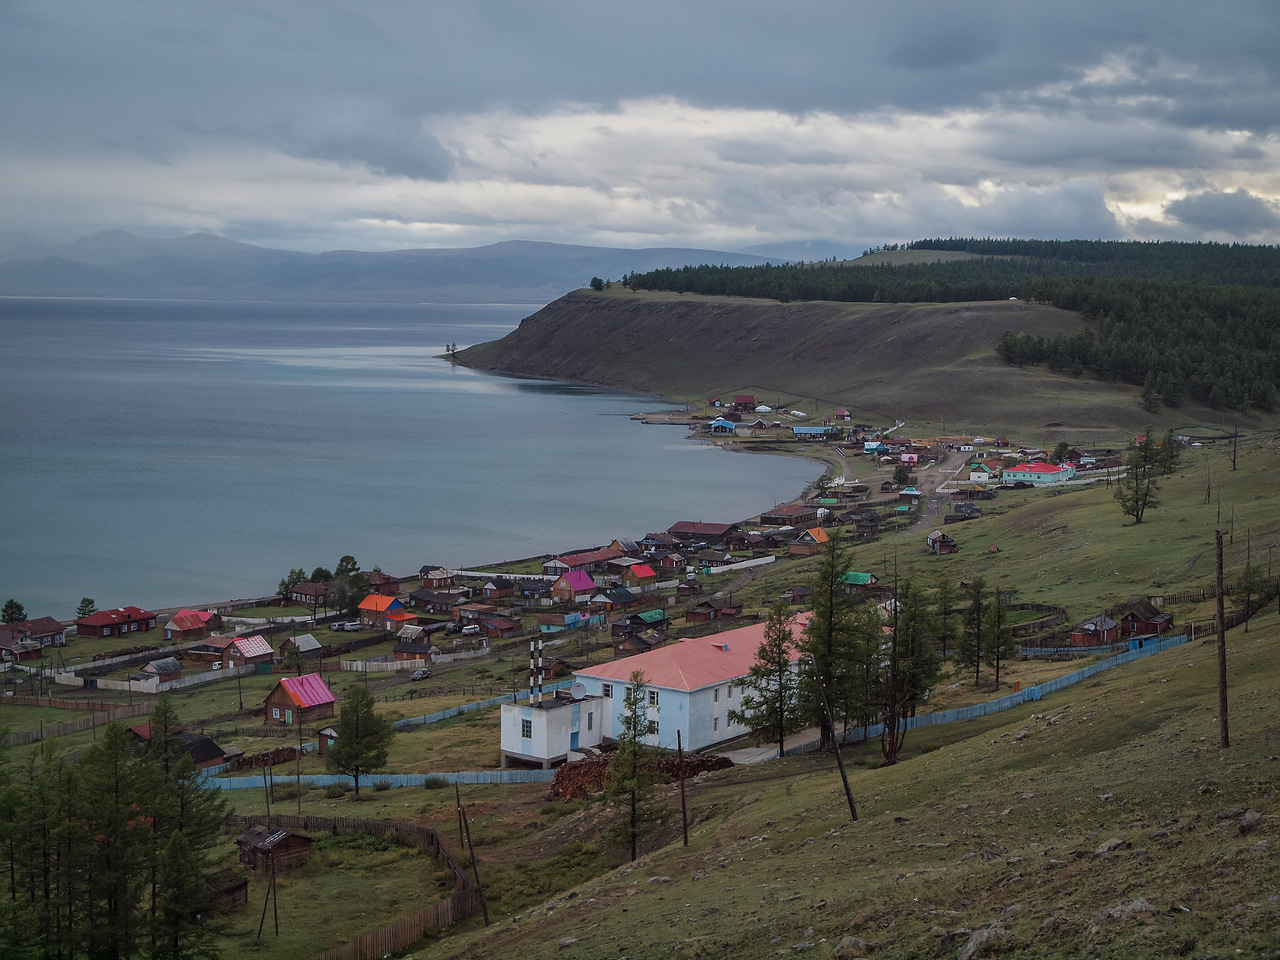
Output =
[{"x1": 457, "y1": 290, "x2": 1151, "y2": 433}]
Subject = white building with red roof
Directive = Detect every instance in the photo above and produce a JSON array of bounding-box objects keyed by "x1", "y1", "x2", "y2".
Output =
[{"x1": 574, "y1": 616, "x2": 806, "y2": 753}]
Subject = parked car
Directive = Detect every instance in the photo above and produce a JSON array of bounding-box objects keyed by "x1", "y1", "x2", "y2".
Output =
[
  {"x1": 411, "y1": 668, "x2": 431, "y2": 681},
  {"x1": 330, "y1": 621, "x2": 361, "y2": 632}
]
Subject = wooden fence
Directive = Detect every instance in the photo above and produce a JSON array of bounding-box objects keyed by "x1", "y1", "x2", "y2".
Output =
[
  {"x1": 5, "y1": 702, "x2": 153, "y2": 746},
  {"x1": 223, "y1": 813, "x2": 477, "y2": 960}
]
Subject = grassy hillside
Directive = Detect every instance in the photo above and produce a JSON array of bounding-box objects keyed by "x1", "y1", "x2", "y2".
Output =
[{"x1": 458, "y1": 290, "x2": 1258, "y2": 439}]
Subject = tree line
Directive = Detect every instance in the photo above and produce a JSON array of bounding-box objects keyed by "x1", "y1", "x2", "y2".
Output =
[
  {"x1": 619, "y1": 239, "x2": 1280, "y2": 412},
  {"x1": 0, "y1": 695, "x2": 226, "y2": 960},
  {"x1": 730, "y1": 537, "x2": 1019, "y2": 766}
]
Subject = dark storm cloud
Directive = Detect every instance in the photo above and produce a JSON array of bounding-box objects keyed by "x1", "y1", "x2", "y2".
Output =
[{"x1": 1165, "y1": 189, "x2": 1280, "y2": 238}]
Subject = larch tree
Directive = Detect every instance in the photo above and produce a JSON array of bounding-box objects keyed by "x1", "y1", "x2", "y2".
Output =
[
  {"x1": 324, "y1": 684, "x2": 394, "y2": 799},
  {"x1": 602, "y1": 671, "x2": 667, "y2": 862},
  {"x1": 1116, "y1": 428, "x2": 1162, "y2": 523},
  {"x1": 983, "y1": 588, "x2": 1019, "y2": 689},
  {"x1": 956, "y1": 577, "x2": 987, "y2": 688},
  {"x1": 729, "y1": 601, "x2": 802, "y2": 758},
  {"x1": 800, "y1": 535, "x2": 857, "y2": 751}
]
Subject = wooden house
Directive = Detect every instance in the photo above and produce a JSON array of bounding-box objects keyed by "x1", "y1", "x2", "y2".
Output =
[
  {"x1": 839, "y1": 571, "x2": 879, "y2": 595},
  {"x1": 279, "y1": 633, "x2": 324, "y2": 660},
  {"x1": 366, "y1": 571, "x2": 400, "y2": 596},
  {"x1": 781, "y1": 586, "x2": 811, "y2": 606},
  {"x1": 621, "y1": 563, "x2": 657, "y2": 592},
  {"x1": 0, "y1": 617, "x2": 66, "y2": 654},
  {"x1": 222, "y1": 635, "x2": 274, "y2": 669},
  {"x1": 357, "y1": 594, "x2": 404, "y2": 629},
  {"x1": 1115, "y1": 600, "x2": 1173, "y2": 636},
  {"x1": 263, "y1": 673, "x2": 336, "y2": 726},
  {"x1": 288, "y1": 582, "x2": 335, "y2": 611},
  {"x1": 235, "y1": 825, "x2": 313, "y2": 871},
  {"x1": 760, "y1": 503, "x2": 820, "y2": 527},
  {"x1": 1070, "y1": 616, "x2": 1119, "y2": 647},
  {"x1": 684, "y1": 597, "x2": 742, "y2": 623},
  {"x1": 163, "y1": 611, "x2": 212, "y2": 642},
  {"x1": 75, "y1": 606, "x2": 156, "y2": 638},
  {"x1": 142, "y1": 657, "x2": 183, "y2": 683},
  {"x1": 552, "y1": 571, "x2": 595, "y2": 604},
  {"x1": 788, "y1": 527, "x2": 830, "y2": 557},
  {"x1": 482, "y1": 579, "x2": 515, "y2": 601},
  {"x1": 419, "y1": 566, "x2": 455, "y2": 589},
  {"x1": 926, "y1": 531, "x2": 959, "y2": 554}
]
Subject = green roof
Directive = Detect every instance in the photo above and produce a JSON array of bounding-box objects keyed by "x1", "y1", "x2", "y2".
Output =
[
  {"x1": 635, "y1": 609, "x2": 666, "y2": 624},
  {"x1": 839, "y1": 572, "x2": 875, "y2": 586}
]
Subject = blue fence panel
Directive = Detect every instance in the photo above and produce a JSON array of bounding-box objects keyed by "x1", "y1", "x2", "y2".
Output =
[
  {"x1": 203, "y1": 768, "x2": 555, "y2": 790},
  {"x1": 784, "y1": 634, "x2": 1187, "y2": 756},
  {"x1": 395, "y1": 680, "x2": 574, "y2": 730}
]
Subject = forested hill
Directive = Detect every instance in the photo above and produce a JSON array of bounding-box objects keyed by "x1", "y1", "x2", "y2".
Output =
[{"x1": 623, "y1": 240, "x2": 1280, "y2": 412}]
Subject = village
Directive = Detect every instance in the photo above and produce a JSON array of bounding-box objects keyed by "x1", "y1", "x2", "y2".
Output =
[{"x1": 0, "y1": 402, "x2": 1177, "y2": 776}]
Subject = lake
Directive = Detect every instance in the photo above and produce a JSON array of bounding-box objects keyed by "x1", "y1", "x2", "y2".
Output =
[{"x1": 0, "y1": 298, "x2": 818, "y2": 619}]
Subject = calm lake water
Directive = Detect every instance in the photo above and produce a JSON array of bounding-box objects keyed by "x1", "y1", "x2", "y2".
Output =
[{"x1": 0, "y1": 298, "x2": 817, "y2": 619}]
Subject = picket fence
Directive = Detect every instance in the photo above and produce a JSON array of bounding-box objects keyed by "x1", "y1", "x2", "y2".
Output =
[
  {"x1": 206, "y1": 768, "x2": 554, "y2": 790},
  {"x1": 788, "y1": 632, "x2": 1190, "y2": 755}
]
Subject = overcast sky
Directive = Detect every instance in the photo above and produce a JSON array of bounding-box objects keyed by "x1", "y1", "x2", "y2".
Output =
[{"x1": 4, "y1": 1, "x2": 1278, "y2": 255}]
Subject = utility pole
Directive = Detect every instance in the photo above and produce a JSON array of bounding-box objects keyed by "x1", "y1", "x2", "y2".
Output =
[{"x1": 1216, "y1": 530, "x2": 1229, "y2": 749}]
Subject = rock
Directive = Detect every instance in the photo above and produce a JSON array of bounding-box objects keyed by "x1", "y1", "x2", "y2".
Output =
[
  {"x1": 647, "y1": 876, "x2": 671, "y2": 884},
  {"x1": 1091, "y1": 897, "x2": 1157, "y2": 929},
  {"x1": 960, "y1": 925, "x2": 1008, "y2": 959},
  {"x1": 1239, "y1": 809, "x2": 1264, "y2": 834},
  {"x1": 559, "y1": 936, "x2": 579, "y2": 948},
  {"x1": 832, "y1": 935, "x2": 874, "y2": 958},
  {"x1": 1094, "y1": 838, "x2": 1130, "y2": 855}
]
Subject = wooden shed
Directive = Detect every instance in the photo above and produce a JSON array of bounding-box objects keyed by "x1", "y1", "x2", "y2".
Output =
[{"x1": 235, "y1": 825, "x2": 312, "y2": 871}]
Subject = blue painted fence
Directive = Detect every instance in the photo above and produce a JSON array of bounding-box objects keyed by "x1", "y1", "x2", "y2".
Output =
[
  {"x1": 394, "y1": 679, "x2": 574, "y2": 730},
  {"x1": 787, "y1": 633, "x2": 1189, "y2": 756},
  {"x1": 203, "y1": 769, "x2": 555, "y2": 790}
]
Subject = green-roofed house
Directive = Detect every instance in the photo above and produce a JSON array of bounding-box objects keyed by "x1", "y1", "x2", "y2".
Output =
[
  {"x1": 898, "y1": 486, "x2": 923, "y2": 506},
  {"x1": 838, "y1": 571, "x2": 879, "y2": 596}
]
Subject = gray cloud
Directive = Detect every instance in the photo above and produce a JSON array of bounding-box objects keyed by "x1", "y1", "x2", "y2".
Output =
[{"x1": 1165, "y1": 189, "x2": 1280, "y2": 238}]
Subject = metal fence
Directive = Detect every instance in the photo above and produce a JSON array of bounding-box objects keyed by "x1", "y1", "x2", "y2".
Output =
[
  {"x1": 787, "y1": 633, "x2": 1190, "y2": 756},
  {"x1": 393, "y1": 678, "x2": 574, "y2": 730}
]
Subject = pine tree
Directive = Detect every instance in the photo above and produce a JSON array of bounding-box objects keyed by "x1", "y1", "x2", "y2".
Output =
[
  {"x1": 983, "y1": 589, "x2": 1019, "y2": 688},
  {"x1": 1, "y1": 600, "x2": 25, "y2": 625},
  {"x1": 933, "y1": 575, "x2": 958, "y2": 660},
  {"x1": 324, "y1": 684, "x2": 394, "y2": 799},
  {"x1": 957, "y1": 578, "x2": 986, "y2": 688},
  {"x1": 1116, "y1": 429, "x2": 1163, "y2": 523},
  {"x1": 800, "y1": 536, "x2": 857, "y2": 750},
  {"x1": 602, "y1": 671, "x2": 667, "y2": 861},
  {"x1": 729, "y1": 602, "x2": 802, "y2": 758},
  {"x1": 76, "y1": 597, "x2": 97, "y2": 620}
]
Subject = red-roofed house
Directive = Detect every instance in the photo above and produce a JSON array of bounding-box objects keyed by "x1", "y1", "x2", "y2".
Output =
[
  {"x1": 667, "y1": 521, "x2": 741, "y2": 545},
  {"x1": 0, "y1": 617, "x2": 66, "y2": 655},
  {"x1": 367, "y1": 571, "x2": 400, "y2": 596},
  {"x1": 75, "y1": 606, "x2": 156, "y2": 638},
  {"x1": 164, "y1": 611, "x2": 212, "y2": 642},
  {"x1": 621, "y1": 563, "x2": 657, "y2": 592},
  {"x1": 574, "y1": 616, "x2": 807, "y2": 752},
  {"x1": 263, "y1": 673, "x2": 337, "y2": 726},
  {"x1": 222, "y1": 635, "x2": 275, "y2": 669},
  {"x1": 358, "y1": 594, "x2": 404, "y2": 629},
  {"x1": 788, "y1": 527, "x2": 830, "y2": 557},
  {"x1": 731, "y1": 395, "x2": 756, "y2": 412}
]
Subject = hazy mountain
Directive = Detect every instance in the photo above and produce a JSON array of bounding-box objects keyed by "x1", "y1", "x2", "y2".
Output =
[{"x1": 0, "y1": 231, "x2": 778, "y2": 303}]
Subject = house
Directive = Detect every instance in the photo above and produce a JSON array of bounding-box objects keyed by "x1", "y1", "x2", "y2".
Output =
[
  {"x1": 393, "y1": 638, "x2": 436, "y2": 662},
  {"x1": 499, "y1": 689, "x2": 605, "y2": 769},
  {"x1": 667, "y1": 521, "x2": 741, "y2": 546},
  {"x1": 759, "y1": 503, "x2": 819, "y2": 527},
  {"x1": 731, "y1": 395, "x2": 756, "y2": 412},
  {"x1": 163, "y1": 611, "x2": 212, "y2": 642},
  {"x1": 1071, "y1": 616, "x2": 1119, "y2": 647},
  {"x1": 898, "y1": 486, "x2": 923, "y2": 506},
  {"x1": 235, "y1": 825, "x2": 313, "y2": 871},
  {"x1": 222, "y1": 635, "x2": 275, "y2": 669},
  {"x1": 1003, "y1": 463, "x2": 1077, "y2": 485},
  {"x1": 289, "y1": 581, "x2": 335, "y2": 611},
  {"x1": 613, "y1": 632, "x2": 668, "y2": 658},
  {"x1": 710, "y1": 417, "x2": 737, "y2": 434},
  {"x1": 0, "y1": 617, "x2": 66, "y2": 653},
  {"x1": 357, "y1": 594, "x2": 404, "y2": 629},
  {"x1": 684, "y1": 597, "x2": 742, "y2": 623},
  {"x1": 676, "y1": 578, "x2": 703, "y2": 599},
  {"x1": 419, "y1": 566, "x2": 455, "y2": 589},
  {"x1": 926, "y1": 531, "x2": 959, "y2": 555},
  {"x1": 142, "y1": 657, "x2": 183, "y2": 683},
  {"x1": 853, "y1": 517, "x2": 880, "y2": 541},
  {"x1": 788, "y1": 527, "x2": 830, "y2": 557},
  {"x1": 589, "y1": 588, "x2": 640, "y2": 613},
  {"x1": 482, "y1": 579, "x2": 514, "y2": 601},
  {"x1": 479, "y1": 615, "x2": 523, "y2": 640},
  {"x1": 654, "y1": 551, "x2": 687, "y2": 571},
  {"x1": 366, "y1": 571, "x2": 400, "y2": 596},
  {"x1": 407, "y1": 587, "x2": 470, "y2": 614},
  {"x1": 75, "y1": 606, "x2": 156, "y2": 638},
  {"x1": 621, "y1": 563, "x2": 657, "y2": 592},
  {"x1": 781, "y1": 585, "x2": 811, "y2": 606},
  {"x1": 536, "y1": 610, "x2": 606, "y2": 635},
  {"x1": 189, "y1": 635, "x2": 235, "y2": 664},
  {"x1": 640, "y1": 532, "x2": 680, "y2": 553},
  {"x1": 543, "y1": 547, "x2": 624, "y2": 576},
  {"x1": 263, "y1": 673, "x2": 336, "y2": 726},
  {"x1": 385, "y1": 609, "x2": 420, "y2": 632},
  {"x1": 514, "y1": 579, "x2": 555, "y2": 608},
  {"x1": 552, "y1": 571, "x2": 596, "y2": 604},
  {"x1": 130, "y1": 723, "x2": 228, "y2": 770},
  {"x1": 1115, "y1": 600, "x2": 1174, "y2": 637},
  {"x1": 573, "y1": 618, "x2": 808, "y2": 752},
  {"x1": 610, "y1": 538, "x2": 641, "y2": 557},
  {"x1": 839, "y1": 571, "x2": 879, "y2": 595},
  {"x1": 279, "y1": 633, "x2": 324, "y2": 660}
]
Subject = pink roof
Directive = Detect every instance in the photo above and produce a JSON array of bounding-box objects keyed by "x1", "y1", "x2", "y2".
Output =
[
  {"x1": 232, "y1": 635, "x2": 274, "y2": 659},
  {"x1": 175, "y1": 608, "x2": 216, "y2": 623},
  {"x1": 1014, "y1": 463, "x2": 1070, "y2": 474},
  {"x1": 576, "y1": 617, "x2": 807, "y2": 692},
  {"x1": 278, "y1": 673, "x2": 336, "y2": 708},
  {"x1": 561, "y1": 570, "x2": 595, "y2": 591}
]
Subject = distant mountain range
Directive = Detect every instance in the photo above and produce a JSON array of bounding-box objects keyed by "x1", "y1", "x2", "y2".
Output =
[{"x1": 0, "y1": 230, "x2": 783, "y2": 303}]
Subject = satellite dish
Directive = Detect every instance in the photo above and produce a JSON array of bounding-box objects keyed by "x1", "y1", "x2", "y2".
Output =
[{"x1": 570, "y1": 681, "x2": 587, "y2": 700}]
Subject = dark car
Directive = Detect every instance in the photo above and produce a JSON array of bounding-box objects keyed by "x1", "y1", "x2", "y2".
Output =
[{"x1": 411, "y1": 668, "x2": 431, "y2": 681}]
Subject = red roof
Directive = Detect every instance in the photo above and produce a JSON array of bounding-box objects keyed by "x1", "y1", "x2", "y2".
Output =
[
  {"x1": 628, "y1": 563, "x2": 656, "y2": 579},
  {"x1": 557, "y1": 547, "x2": 624, "y2": 567},
  {"x1": 668, "y1": 521, "x2": 739, "y2": 537},
  {"x1": 576, "y1": 616, "x2": 807, "y2": 692},
  {"x1": 1013, "y1": 463, "x2": 1070, "y2": 475},
  {"x1": 277, "y1": 674, "x2": 336, "y2": 709},
  {"x1": 165, "y1": 613, "x2": 206, "y2": 632},
  {"x1": 77, "y1": 606, "x2": 155, "y2": 627},
  {"x1": 175, "y1": 608, "x2": 217, "y2": 623}
]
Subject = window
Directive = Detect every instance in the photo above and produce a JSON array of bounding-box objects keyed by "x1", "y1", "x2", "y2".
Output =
[
  {"x1": 648, "y1": 689, "x2": 660, "y2": 707},
  {"x1": 713, "y1": 716, "x2": 719, "y2": 731},
  {"x1": 714, "y1": 687, "x2": 719, "y2": 702},
  {"x1": 272, "y1": 707, "x2": 280, "y2": 719},
  {"x1": 587, "y1": 711, "x2": 593, "y2": 731},
  {"x1": 652, "y1": 722, "x2": 660, "y2": 738},
  {"x1": 601, "y1": 683, "x2": 613, "y2": 698},
  {"x1": 521, "y1": 718, "x2": 532, "y2": 739},
  {"x1": 727, "y1": 683, "x2": 734, "y2": 698}
]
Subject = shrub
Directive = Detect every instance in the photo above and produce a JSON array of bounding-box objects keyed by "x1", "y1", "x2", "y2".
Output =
[
  {"x1": 324, "y1": 782, "x2": 350, "y2": 799},
  {"x1": 423, "y1": 775, "x2": 450, "y2": 790},
  {"x1": 373, "y1": 779, "x2": 393, "y2": 792}
]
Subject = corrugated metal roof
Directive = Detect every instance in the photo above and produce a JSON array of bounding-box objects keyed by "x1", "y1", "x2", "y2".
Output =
[
  {"x1": 560, "y1": 570, "x2": 595, "y2": 591},
  {"x1": 577, "y1": 616, "x2": 806, "y2": 692},
  {"x1": 233, "y1": 635, "x2": 274, "y2": 659},
  {"x1": 358, "y1": 594, "x2": 401, "y2": 612},
  {"x1": 279, "y1": 673, "x2": 336, "y2": 708}
]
